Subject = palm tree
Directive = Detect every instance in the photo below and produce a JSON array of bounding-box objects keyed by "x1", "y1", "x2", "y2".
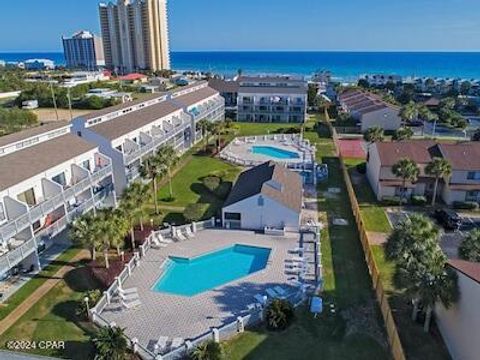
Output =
[
  {"x1": 418, "y1": 105, "x2": 438, "y2": 136},
  {"x1": 70, "y1": 212, "x2": 100, "y2": 261},
  {"x1": 212, "y1": 121, "x2": 226, "y2": 153},
  {"x1": 198, "y1": 118, "x2": 213, "y2": 151},
  {"x1": 191, "y1": 340, "x2": 226, "y2": 360},
  {"x1": 399, "y1": 101, "x2": 419, "y2": 126},
  {"x1": 139, "y1": 156, "x2": 164, "y2": 215},
  {"x1": 120, "y1": 182, "x2": 149, "y2": 249},
  {"x1": 392, "y1": 158, "x2": 420, "y2": 202},
  {"x1": 393, "y1": 127, "x2": 414, "y2": 141},
  {"x1": 109, "y1": 209, "x2": 129, "y2": 256},
  {"x1": 93, "y1": 326, "x2": 128, "y2": 360},
  {"x1": 156, "y1": 145, "x2": 178, "y2": 200},
  {"x1": 95, "y1": 209, "x2": 126, "y2": 268},
  {"x1": 425, "y1": 158, "x2": 452, "y2": 206},
  {"x1": 458, "y1": 229, "x2": 480, "y2": 262},
  {"x1": 363, "y1": 126, "x2": 384, "y2": 144}
]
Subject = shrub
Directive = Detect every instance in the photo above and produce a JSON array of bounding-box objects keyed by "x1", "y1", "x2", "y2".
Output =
[
  {"x1": 381, "y1": 196, "x2": 407, "y2": 206},
  {"x1": 202, "y1": 176, "x2": 221, "y2": 193},
  {"x1": 411, "y1": 195, "x2": 427, "y2": 206},
  {"x1": 265, "y1": 299, "x2": 295, "y2": 331},
  {"x1": 458, "y1": 229, "x2": 480, "y2": 262},
  {"x1": 190, "y1": 340, "x2": 226, "y2": 360},
  {"x1": 356, "y1": 162, "x2": 366, "y2": 174},
  {"x1": 453, "y1": 201, "x2": 479, "y2": 210},
  {"x1": 215, "y1": 182, "x2": 232, "y2": 200},
  {"x1": 183, "y1": 203, "x2": 209, "y2": 222},
  {"x1": 75, "y1": 289, "x2": 102, "y2": 319}
]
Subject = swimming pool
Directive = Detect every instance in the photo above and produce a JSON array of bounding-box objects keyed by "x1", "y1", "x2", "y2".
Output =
[
  {"x1": 251, "y1": 146, "x2": 300, "y2": 159},
  {"x1": 152, "y1": 245, "x2": 271, "y2": 296}
]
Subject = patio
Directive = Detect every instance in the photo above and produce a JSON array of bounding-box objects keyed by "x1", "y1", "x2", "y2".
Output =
[{"x1": 100, "y1": 228, "x2": 312, "y2": 352}]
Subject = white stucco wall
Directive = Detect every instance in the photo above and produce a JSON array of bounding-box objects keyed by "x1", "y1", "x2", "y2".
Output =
[
  {"x1": 435, "y1": 271, "x2": 480, "y2": 360},
  {"x1": 222, "y1": 194, "x2": 300, "y2": 231},
  {"x1": 360, "y1": 108, "x2": 402, "y2": 132}
]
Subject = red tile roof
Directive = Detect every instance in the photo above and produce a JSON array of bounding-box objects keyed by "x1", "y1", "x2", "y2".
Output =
[
  {"x1": 375, "y1": 141, "x2": 438, "y2": 167},
  {"x1": 118, "y1": 73, "x2": 147, "y2": 81},
  {"x1": 449, "y1": 259, "x2": 480, "y2": 284},
  {"x1": 438, "y1": 143, "x2": 480, "y2": 171}
]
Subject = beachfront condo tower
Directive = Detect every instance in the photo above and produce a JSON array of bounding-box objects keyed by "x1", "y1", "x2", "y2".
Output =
[
  {"x1": 62, "y1": 30, "x2": 105, "y2": 70},
  {"x1": 98, "y1": 0, "x2": 170, "y2": 74}
]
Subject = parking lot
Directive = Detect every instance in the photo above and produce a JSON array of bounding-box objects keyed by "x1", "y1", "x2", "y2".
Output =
[{"x1": 386, "y1": 208, "x2": 480, "y2": 259}]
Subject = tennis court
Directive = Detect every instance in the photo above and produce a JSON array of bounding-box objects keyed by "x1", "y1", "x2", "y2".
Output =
[{"x1": 338, "y1": 138, "x2": 366, "y2": 159}]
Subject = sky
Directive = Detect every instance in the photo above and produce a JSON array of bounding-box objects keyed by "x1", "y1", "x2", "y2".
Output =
[{"x1": 0, "y1": 0, "x2": 480, "y2": 52}]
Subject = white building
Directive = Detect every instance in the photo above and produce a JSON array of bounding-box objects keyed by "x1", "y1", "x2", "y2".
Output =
[
  {"x1": 237, "y1": 76, "x2": 308, "y2": 123},
  {"x1": 366, "y1": 141, "x2": 480, "y2": 204},
  {"x1": 61, "y1": 71, "x2": 109, "y2": 88},
  {"x1": 435, "y1": 260, "x2": 480, "y2": 360},
  {"x1": 361, "y1": 74, "x2": 403, "y2": 87},
  {"x1": 0, "y1": 122, "x2": 115, "y2": 278},
  {"x1": 86, "y1": 88, "x2": 133, "y2": 103},
  {"x1": 338, "y1": 89, "x2": 402, "y2": 131},
  {"x1": 72, "y1": 81, "x2": 224, "y2": 193},
  {"x1": 24, "y1": 59, "x2": 55, "y2": 71},
  {"x1": 222, "y1": 161, "x2": 303, "y2": 231}
]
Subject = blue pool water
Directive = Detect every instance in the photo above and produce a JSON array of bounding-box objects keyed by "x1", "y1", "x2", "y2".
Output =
[
  {"x1": 252, "y1": 146, "x2": 300, "y2": 159},
  {"x1": 153, "y1": 245, "x2": 271, "y2": 296}
]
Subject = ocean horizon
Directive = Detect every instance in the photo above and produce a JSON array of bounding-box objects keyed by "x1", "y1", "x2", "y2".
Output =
[{"x1": 2, "y1": 51, "x2": 480, "y2": 80}]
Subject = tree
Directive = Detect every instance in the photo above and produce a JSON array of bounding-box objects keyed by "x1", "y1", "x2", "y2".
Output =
[
  {"x1": 93, "y1": 326, "x2": 128, "y2": 360},
  {"x1": 363, "y1": 126, "x2": 384, "y2": 144},
  {"x1": 120, "y1": 182, "x2": 149, "y2": 249},
  {"x1": 392, "y1": 158, "x2": 419, "y2": 202},
  {"x1": 184, "y1": 203, "x2": 208, "y2": 222},
  {"x1": 109, "y1": 209, "x2": 129, "y2": 256},
  {"x1": 357, "y1": 79, "x2": 370, "y2": 88},
  {"x1": 458, "y1": 229, "x2": 480, "y2": 262},
  {"x1": 264, "y1": 299, "x2": 295, "y2": 331},
  {"x1": 70, "y1": 212, "x2": 100, "y2": 260},
  {"x1": 156, "y1": 145, "x2": 179, "y2": 200},
  {"x1": 198, "y1": 118, "x2": 214, "y2": 152},
  {"x1": 425, "y1": 158, "x2": 452, "y2": 206},
  {"x1": 393, "y1": 127, "x2": 414, "y2": 141},
  {"x1": 399, "y1": 101, "x2": 419, "y2": 126},
  {"x1": 460, "y1": 81, "x2": 472, "y2": 95},
  {"x1": 212, "y1": 121, "x2": 226, "y2": 153},
  {"x1": 140, "y1": 156, "x2": 164, "y2": 215},
  {"x1": 191, "y1": 340, "x2": 226, "y2": 360},
  {"x1": 95, "y1": 209, "x2": 126, "y2": 268},
  {"x1": 76, "y1": 289, "x2": 102, "y2": 319}
]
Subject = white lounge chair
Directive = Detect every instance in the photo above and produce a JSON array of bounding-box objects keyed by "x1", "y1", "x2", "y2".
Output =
[
  {"x1": 185, "y1": 227, "x2": 195, "y2": 239},
  {"x1": 122, "y1": 299, "x2": 141, "y2": 309},
  {"x1": 157, "y1": 233, "x2": 173, "y2": 244},
  {"x1": 119, "y1": 287, "x2": 138, "y2": 295},
  {"x1": 119, "y1": 292, "x2": 139, "y2": 301},
  {"x1": 288, "y1": 247, "x2": 304, "y2": 254},
  {"x1": 151, "y1": 235, "x2": 167, "y2": 248},
  {"x1": 170, "y1": 338, "x2": 184, "y2": 349},
  {"x1": 175, "y1": 230, "x2": 187, "y2": 241},
  {"x1": 154, "y1": 336, "x2": 169, "y2": 354},
  {"x1": 254, "y1": 294, "x2": 267, "y2": 305},
  {"x1": 266, "y1": 288, "x2": 281, "y2": 299},
  {"x1": 289, "y1": 256, "x2": 304, "y2": 263}
]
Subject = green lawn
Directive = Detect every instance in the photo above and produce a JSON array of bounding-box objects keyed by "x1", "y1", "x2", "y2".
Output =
[
  {"x1": 0, "y1": 247, "x2": 80, "y2": 321},
  {"x1": 0, "y1": 254, "x2": 100, "y2": 359},
  {"x1": 226, "y1": 114, "x2": 390, "y2": 359},
  {"x1": 344, "y1": 158, "x2": 391, "y2": 234}
]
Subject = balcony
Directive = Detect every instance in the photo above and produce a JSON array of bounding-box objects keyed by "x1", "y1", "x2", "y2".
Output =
[
  {"x1": 0, "y1": 187, "x2": 111, "y2": 275},
  {"x1": 0, "y1": 156, "x2": 113, "y2": 243},
  {"x1": 123, "y1": 115, "x2": 192, "y2": 165},
  {"x1": 191, "y1": 97, "x2": 225, "y2": 121}
]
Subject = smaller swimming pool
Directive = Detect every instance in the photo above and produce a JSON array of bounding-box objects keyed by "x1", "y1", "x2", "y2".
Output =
[
  {"x1": 152, "y1": 245, "x2": 271, "y2": 296},
  {"x1": 251, "y1": 145, "x2": 300, "y2": 159}
]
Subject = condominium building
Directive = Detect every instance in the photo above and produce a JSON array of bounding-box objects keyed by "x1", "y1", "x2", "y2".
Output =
[
  {"x1": 236, "y1": 76, "x2": 307, "y2": 123},
  {"x1": 62, "y1": 31, "x2": 105, "y2": 70},
  {"x1": 72, "y1": 81, "x2": 224, "y2": 192},
  {"x1": 0, "y1": 122, "x2": 115, "y2": 279},
  {"x1": 99, "y1": 0, "x2": 170, "y2": 73}
]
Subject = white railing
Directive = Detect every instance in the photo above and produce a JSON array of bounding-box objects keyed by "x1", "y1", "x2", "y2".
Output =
[{"x1": 0, "y1": 163, "x2": 113, "y2": 242}]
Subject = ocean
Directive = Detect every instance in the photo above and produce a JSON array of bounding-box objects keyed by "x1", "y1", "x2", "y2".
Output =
[{"x1": 2, "y1": 51, "x2": 480, "y2": 80}]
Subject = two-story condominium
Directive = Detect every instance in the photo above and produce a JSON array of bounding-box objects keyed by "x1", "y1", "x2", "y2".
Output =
[
  {"x1": 236, "y1": 76, "x2": 307, "y2": 123},
  {"x1": 72, "y1": 81, "x2": 224, "y2": 192},
  {"x1": 338, "y1": 89, "x2": 401, "y2": 132},
  {"x1": 0, "y1": 122, "x2": 114, "y2": 278},
  {"x1": 366, "y1": 140, "x2": 480, "y2": 204}
]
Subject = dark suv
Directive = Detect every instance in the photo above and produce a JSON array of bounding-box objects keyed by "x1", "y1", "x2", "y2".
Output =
[{"x1": 433, "y1": 209, "x2": 462, "y2": 231}]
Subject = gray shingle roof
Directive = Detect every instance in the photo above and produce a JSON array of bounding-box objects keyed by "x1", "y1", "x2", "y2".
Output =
[
  {"x1": 0, "y1": 121, "x2": 70, "y2": 148},
  {"x1": 223, "y1": 161, "x2": 302, "y2": 212}
]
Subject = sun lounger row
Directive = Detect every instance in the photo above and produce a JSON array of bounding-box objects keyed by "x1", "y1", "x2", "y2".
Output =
[
  {"x1": 117, "y1": 287, "x2": 141, "y2": 310},
  {"x1": 174, "y1": 227, "x2": 195, "y2": 241},
  {"x1": 154, "y1": 336, "x2": 185, "y2": 354},
  {"x1": 253, "y1": 285, "x2": 290, "y2": 306}
]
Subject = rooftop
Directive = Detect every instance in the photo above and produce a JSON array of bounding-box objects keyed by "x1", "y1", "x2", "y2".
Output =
[
  {"x1": 0, "y1": 134, "x2": 96, "y2": 191},
  {"x1": 173, "y1": 86, "x2": 218, "y2": 107},
  {"x1": 238, "y1": 86, "x2": 307, "y2": 95},
  {"x1": 449, "y1": 259, "x2": 480, "y2": 284},
  {"x1": 208, "y1": 78, "x2": 240, "y2": 93},
  {"x1": 438, "y1": 143, "x2": 480, "y2": 171},
  {"x1": 0, "y1": 121, "x2": 70, "y2": 148},
  {"x1": 224, "y1": 161, "x2": 303, "y2": 212}
]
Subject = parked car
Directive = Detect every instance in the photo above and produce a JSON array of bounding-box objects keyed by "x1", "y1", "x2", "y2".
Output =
[{"x1": 433, "y1": 209, "x2": 462, "y2": 230}]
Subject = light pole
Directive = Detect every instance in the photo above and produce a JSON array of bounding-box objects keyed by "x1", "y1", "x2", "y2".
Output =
[{"x1": 84, "y1": 296, "x2": 90, "y2": 314}]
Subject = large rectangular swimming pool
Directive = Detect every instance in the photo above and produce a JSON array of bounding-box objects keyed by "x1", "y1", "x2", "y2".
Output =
[
  {"x1": 251, "y1": 145, "x2": 300, "y2": 159},
  {"x1": 152, "y1": 245, "x2": 271, "y2": 296}
]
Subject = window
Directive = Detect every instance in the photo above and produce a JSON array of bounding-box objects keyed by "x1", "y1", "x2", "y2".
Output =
[
  {"x1": 466, "y1": 191, "x2": 480, "y2": 202},
  {"x1": 52, "y1": 172, "x2": 67, "y2": 187},
  {"x1": 17, "y1": 188, "x2": 36, "y2": 206},
  {"x1": 467, "y1": 172, "x2": 480, "y2": 180},
  {"x1": 82, "y1": 160, "x2": 91, "y2": 171},
  {"x1": 224, "y1": 212, "x2": 241, "y2": 221},
  {"x1": 258, "y1": 196, "x2": 265, "y2": 207}
]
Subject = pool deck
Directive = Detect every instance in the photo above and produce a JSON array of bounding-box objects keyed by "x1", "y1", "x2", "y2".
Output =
[{"x1": 101, "y1": 229, "x2": 301, "y2": 350}]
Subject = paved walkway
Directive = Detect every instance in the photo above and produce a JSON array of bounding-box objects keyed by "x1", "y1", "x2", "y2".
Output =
[{"x1": 0, "y1": 249, "x2": 88, "y2": 336}]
